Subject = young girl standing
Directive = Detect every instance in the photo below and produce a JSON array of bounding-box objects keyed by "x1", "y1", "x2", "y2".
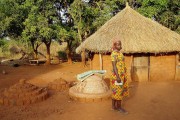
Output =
[{"x1": 110, "y1": 39, "x2": 129, "y2": 114}]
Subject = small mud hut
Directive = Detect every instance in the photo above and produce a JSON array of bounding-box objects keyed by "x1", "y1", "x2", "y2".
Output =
[{"x1": 76, "y1": 3, "x2": 180, "y2": 82}]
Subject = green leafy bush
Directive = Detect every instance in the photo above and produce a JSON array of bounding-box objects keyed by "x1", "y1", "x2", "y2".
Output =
[
  {"x1": 57, "y1": 51, "x2": 67, "y2": 60},
  {"x1": 0, "y1": 39, "x2": 7, "y2": 47}
]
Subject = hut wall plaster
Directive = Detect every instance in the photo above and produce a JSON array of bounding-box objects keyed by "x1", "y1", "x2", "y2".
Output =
[
  {"x1": 175, "y1": 54, "x2": 180, "y2": 80},
  {"x1": 150, "y1": 55, "x2": 175, "y2": 81},
  {"x1": 91, "y1": 54, "x2": 178, "y2": 81},
  {"x1": 92, "y1": 54, "x2": 132, "y2": 82}
]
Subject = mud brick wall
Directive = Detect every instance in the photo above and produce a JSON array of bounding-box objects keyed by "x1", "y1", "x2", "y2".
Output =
[
  {"x1": 92, "y1": 54, "x2": 132, "y2": 82},
  {"x1": 175, "y1": 66, "x2": 180, "y2": 80},
  {"x1": 0, "y1": 90, "x2": 48, "y2": 106},
  {"x1": 175, "y1": 54, "x2": 180, "y2": 81},
  {"x1": 91, "y1": 54, "x2": 177, "y2": 81},
  {"x1": 91, "y1": 54, "x2": 101, "y2": 70},
  {"x1": 124, "y1": 56, "x2": 133, "y2": 82},
  {"x1": 150, "y1": 55, "x2": 176, "y2": 81},
  {"x1": 0, "y1": 83, "x2": 48, "y2": 106}
]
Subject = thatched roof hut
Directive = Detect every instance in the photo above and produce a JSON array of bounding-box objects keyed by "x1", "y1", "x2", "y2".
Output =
[
  {"x1": 76, "y1": 3, "x2": 180, "y2": 82},
  {"x1": 76, "y1": 4, "x2": 180, "y2": 54}
]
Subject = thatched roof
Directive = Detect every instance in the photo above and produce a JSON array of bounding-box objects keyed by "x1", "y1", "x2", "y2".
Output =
[{"x1": 76, "y1": 4, "x2": 180, "y2": 54}]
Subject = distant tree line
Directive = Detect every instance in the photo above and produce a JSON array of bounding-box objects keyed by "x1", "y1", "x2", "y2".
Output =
[{"x1": 0, "y1": 0, "x2": 179, "y2": 64}]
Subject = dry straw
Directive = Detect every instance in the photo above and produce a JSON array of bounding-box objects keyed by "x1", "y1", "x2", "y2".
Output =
[{"x1": 76, "y1": 4, "x2": 180, "y2": 54}]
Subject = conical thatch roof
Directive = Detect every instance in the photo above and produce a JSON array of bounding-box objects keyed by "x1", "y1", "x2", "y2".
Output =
[{"x1": 76, "y1": 4, "x2": 180, "y2": 54}]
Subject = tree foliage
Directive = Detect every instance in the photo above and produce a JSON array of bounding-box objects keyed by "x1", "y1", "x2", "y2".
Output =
[
  {"x1": 0, "y1": 0, "x2": 179, "y2": 63},
  {"x1": 137, "y1": 0, "x2": 180, "y2": 33},
  {"x1": 0, "y1": 0, "x2": 28, "y2": 37},
  {"x1": 22, "y1": 0, "x2": 62, "y2": 64}
]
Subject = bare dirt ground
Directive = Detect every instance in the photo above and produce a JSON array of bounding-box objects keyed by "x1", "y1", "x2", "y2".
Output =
[{"x1": 0, "y1": 63, "x2": 180, "y2": 120}]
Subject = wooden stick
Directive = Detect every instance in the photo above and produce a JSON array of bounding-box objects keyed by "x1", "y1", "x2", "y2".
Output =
[
  {"x1": 99, "y1": 53, "x2": 103, "y2": 70},
  {"x1": 148, "y1": 55, "x2": 150, "y2": 81},
  {"x1": 175, "y1": 54, "x2": 179, "y2": 80},
  {"x1": 130, "y1": 55, "x2": 134, "y2": 81}
]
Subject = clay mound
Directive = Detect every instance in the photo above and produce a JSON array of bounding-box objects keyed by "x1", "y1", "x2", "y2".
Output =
[
  {"x1": 69, "y1": 75, "x2": 111, "y2": 102},
  {"x1": 48, "y1": 78, "x2": 69, "y2": 91},
  {"x1": 0, "y1": 79, "x2": 48, "y2": 106}
]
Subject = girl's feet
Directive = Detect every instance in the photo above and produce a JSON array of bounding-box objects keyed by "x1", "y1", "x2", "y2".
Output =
[
  {"x1": 111, "y1": 106, "x2": 118, "y2": 111},
  {"x1": 117, "y1": 108, "x2": 128, "y2": 114},
  {"x1": 111, "y1": 108, "x2": 117, "y2": 111}
]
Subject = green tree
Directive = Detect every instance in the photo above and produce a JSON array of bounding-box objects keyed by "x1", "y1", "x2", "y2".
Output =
[
  {"x1": 69, "y1": 0, "x2": 93, "y2": 43},
  {"x1": 0, "y1": 0, "x2": 29, "y2": 37},
  {"x1": 92, "y1": 0, "x2": 125, "y2": 29},
  {"x1": 22, "y1": 11, "x2": 43, "y2": 59},
  {"x1": 58, "y1": 27, "x2": 78, "y2": 63},
  {"x1": 137, "y1": 0, "x2": 180, "y2": 33},
  {"x1": 68, "y1": 0, "x2": 125, "y2": 65},
  {"x1": 23, "y1": 0, "x2": 62, "y2": 64},
  {"x1": 68, "y1": 0, "x2": 94, "y2": 64},
  {"x1": 54, "y1": 0, "x2": 77, "y2": 63},
  {"x1": 0, "y1": 39, "x2": 7, "y2": 47},
  {"x1": 158, "y1": 0, "x2": 180, "y2": 33},
  {"x1": 69, "y1": 0, "x2": 125, "y2": 42}
]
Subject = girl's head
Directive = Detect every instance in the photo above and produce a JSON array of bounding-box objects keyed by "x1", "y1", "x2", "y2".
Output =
[{"x1": 112, "y1": 38, "x2": 122, "y2": 51}]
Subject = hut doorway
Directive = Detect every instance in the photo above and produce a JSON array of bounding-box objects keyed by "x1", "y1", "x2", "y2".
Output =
[{"x1": 132, "y1": 54, "x2": 150, "y2": 81}]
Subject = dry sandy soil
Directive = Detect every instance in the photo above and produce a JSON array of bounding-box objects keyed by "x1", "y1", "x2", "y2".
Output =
[{"x1": 0, "y1": 63, "x2": 180, "y2": 120}]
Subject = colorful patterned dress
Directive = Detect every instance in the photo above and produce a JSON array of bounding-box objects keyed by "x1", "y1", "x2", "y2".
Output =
[{"x1": 110, "y1": 51, "x2": 129, "y2": 100}]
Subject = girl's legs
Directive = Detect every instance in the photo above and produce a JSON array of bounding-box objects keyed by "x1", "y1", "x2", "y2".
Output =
[
  {"x1": 112, "y1": 99, "x2": 116, "y2": 110},
  {"x1": 116, "y1": 100, "x2": 122, "y2": 109},
  {"x1": 112, "y1": 99, "x2": 123, "y2": 110}
]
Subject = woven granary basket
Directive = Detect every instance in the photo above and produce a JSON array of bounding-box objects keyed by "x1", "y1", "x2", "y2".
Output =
[
  {"x1": 0, "y1": 79, "x2": 48, "y2": 106},
  {"x1": 69, "y1": 75, "x2": 111, "y2": 102}
]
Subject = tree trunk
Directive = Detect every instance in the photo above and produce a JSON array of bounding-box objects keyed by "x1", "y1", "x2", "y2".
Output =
[
  {"x1": 77, "y1": 28, "x2": 86, "y2": 66},
  {"x1": 31, "y1": 40, "x2": 42, "y2": 60},
  {"x1": 66, "y1": 49, "x2": 72, "y2": 64},
  {"x1": 45, "y1": 43, "x2": 51, "y2": 65},
  {"x1": 67, "y1": 52, "x2": 72, "y2": 64},
  {"x1": 66, "y1": 39, "x2": 73, "y2": 64},
  {"x1": 34, "y1": 50, "x2": 38, "y2": 59},
  {"x1": 31, "y1": 40, "x2": 37, "y2": 59}
]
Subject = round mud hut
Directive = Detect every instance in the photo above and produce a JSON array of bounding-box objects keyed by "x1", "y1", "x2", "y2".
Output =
[{"x1": 76, "y1": 4, "x2": 180, "y2": 82}]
